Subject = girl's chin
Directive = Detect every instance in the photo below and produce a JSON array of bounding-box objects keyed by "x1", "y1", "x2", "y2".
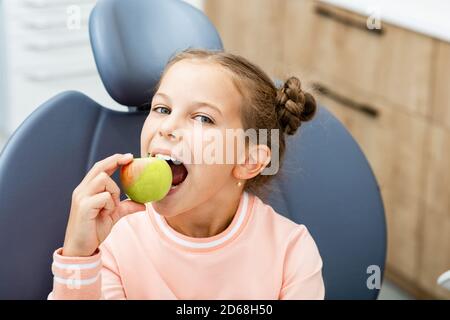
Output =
[{"x1": 154, "y1": 177, "x2": 188, "y2": 208}]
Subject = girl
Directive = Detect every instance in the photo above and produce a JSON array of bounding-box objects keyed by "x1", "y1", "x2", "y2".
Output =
[{"x1": 49, "y1": 49, "x2": 324, "y2": 300}]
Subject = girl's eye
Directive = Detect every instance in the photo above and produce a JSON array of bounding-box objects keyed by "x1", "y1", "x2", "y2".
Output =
[
  {"x1": 194, "y1": 114, "x2": 214, "y2": 125},
  {"x1": 151, "y1": 106, "x2": 214, "y2": 124},
  {"x1": 152, "y1": 106, "x2": 170, "y2": 114}
]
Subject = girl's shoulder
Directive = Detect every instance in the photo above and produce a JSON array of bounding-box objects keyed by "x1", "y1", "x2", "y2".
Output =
[{"x1": 250, "y1": 193, "x2": 312, "y2": 244}]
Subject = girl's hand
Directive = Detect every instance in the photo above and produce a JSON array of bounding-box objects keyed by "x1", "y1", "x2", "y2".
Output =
[{"x1": 62, "y1": 153, "x2": 146, "y2": 257}]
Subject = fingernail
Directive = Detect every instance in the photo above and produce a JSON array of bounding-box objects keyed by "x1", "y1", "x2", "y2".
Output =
[{"x1": 124, "y1": 153, "x2": 133, "y2": 158}]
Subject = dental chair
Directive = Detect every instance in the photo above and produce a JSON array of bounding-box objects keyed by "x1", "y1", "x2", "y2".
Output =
[{"x1": 0, "y1": 0, "x2": 386, "y2": 300}]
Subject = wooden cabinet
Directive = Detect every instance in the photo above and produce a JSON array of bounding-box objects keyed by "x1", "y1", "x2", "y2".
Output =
[
  {"x1": 281, "y1": 0, "x2": 317, "y2": 77},
  {"x1": 205, "y1": 0, "x2": 450, "y2": 299},
  {"x1": 424, "y1": 48, "x2": 450, "y2": 299},
  {"x1": 431, "y1": 42, "x2": 450, "y2": 130},
  {"x1": 419, "y1": 206, "x2": 450, "y2": 299},
  {"x1": 308, "y1": 74, "x2": 428, "y2": 196},
  {"x1": 284, "y1": 0, "x2": 434, "y2": 117},
  {"x1": 418, "y1": 126, "x2": 450, "y2": 299},
  {"x1": 204, "y1": 0, "x2": 286, "y2": 79},
  {"x1": 423, "y1": 126, "x2": 450, "y2": 215}
]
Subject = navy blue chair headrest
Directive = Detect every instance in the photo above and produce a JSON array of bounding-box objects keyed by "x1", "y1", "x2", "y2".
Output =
[{"x1": 89, "y1": 0, "x2": 223, "y2": 108}]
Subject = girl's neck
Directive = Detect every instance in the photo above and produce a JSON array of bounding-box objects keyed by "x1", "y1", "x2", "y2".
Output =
[{"x1": 164, "y1": 188, "x2": 243, "y2": 238}]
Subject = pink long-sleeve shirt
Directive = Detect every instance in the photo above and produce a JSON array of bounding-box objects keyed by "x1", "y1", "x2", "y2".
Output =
[{"x1": 48, "y1": 191, "x2": 325, "y2": 299}]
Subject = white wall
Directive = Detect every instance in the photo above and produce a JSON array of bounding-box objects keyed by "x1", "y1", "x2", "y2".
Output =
[
  {"x1": 0, "y1": 1, "x2": 8, "y2": 135},
  {"x1": 0, "y1": 0, "x2": 125, "y2": 136},
  {"x1": 0, "y1": 0, "x2": 206, "y2": 137}
]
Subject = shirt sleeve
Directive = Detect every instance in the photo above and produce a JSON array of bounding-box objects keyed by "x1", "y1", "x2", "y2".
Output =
[
  {"x1": 279, "y1": 225, "x2": 325, "y2": 300},
  {"x1": 47, "y1": 242, "x2": 126, "y2": 300}
]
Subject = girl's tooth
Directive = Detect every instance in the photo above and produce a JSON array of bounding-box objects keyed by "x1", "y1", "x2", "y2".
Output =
[
  {"x1": 156, "y1": 154, "x2": 171, "y2": 161},
  {"x1": 153, "y1": 153, "x2": 182, "y2": 165}
]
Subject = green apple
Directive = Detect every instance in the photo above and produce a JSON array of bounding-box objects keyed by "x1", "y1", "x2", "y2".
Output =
[{"x1": 119, "y1": 156, "x2": 172, "y2": 204}]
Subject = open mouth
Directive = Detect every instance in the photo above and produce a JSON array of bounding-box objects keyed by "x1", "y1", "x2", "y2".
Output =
[
  {"x1": 167, "y1": 159, "x2": 188, "y2": 187},
  {"x1": 149, "y1": 152, "x2": 188, "y2": 188}
]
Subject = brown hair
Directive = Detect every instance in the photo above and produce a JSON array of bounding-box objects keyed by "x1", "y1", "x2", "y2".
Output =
[{"x1": 155, "y1": 48, "x2": 317, "y2": 194}]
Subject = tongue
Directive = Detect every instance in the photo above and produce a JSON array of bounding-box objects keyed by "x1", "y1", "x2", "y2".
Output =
[{"x1": 169, "y1": 162, "x2": 188, "y2": 185}]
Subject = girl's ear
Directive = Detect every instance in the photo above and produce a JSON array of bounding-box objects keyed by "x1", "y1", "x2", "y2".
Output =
[{"x1": 232, "y1": 144, "x2": 271, "y2": 180}]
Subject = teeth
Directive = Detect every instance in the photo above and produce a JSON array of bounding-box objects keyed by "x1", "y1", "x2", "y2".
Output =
[
  {"x1": 155, "y1": 153, "x2": 171, "y2": 161},
  {"x1": 152, "y1": 153, "x2": 183, "y2": 165}
]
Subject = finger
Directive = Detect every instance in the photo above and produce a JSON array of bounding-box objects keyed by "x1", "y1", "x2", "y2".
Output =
[
  {"x1": 85, "y1": 192, "x2": 116, "y2": 220},
  {"x1": 85, "y1": 172, "x2": 121, "y2": 207},
  {"x1": 116, "y1": 199, "x2": 146, "y2": 219},
  {"x1": 82, "y1": 153, "x2": 134, "y2": 184}
]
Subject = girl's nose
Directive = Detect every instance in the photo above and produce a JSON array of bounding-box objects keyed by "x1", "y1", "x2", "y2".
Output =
[{"x1": 158, "y1": 116, "x2": 182, "y2": 141}]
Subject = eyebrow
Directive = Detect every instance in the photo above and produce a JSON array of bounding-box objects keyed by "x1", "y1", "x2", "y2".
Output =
[{"x1": 153, "y1": 92, "x2": 223, "y2": 116}]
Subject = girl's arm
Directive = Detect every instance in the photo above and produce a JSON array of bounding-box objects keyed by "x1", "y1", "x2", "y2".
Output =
[
  {"x1": 279, "y1": 226, "x2": 325, "y2": 300},
  {"x1": 47, "y1": 241, "x2": 126, "y2": 300}
]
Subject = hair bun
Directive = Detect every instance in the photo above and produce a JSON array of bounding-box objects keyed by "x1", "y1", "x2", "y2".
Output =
[{"x1": 275, "y1": 76, "x2": 317, "y2": 135}]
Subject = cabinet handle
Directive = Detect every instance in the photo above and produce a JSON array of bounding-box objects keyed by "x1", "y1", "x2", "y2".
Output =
[
  {"x1": 24, "y1": 67, "x2": 96, "y2": 82},
  {"x1": 26, "y1": 37, "x2": 90, "y2": 51},
  {"x1": 312, "y1": 82, "x2": 379, "y2": 118},
  {"x1": 315, "y1": 5, "x2": 384, "y2": 36},
  {"x1": 23, "y1": 17, "x2": 89, "y2": 30},
  {"x1": 21, "y1": 0, "x2": 95, "y2": 9}
]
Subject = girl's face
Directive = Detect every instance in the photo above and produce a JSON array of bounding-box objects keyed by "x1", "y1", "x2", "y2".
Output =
[{"x1": 140, "y1": 59, "x2": 245, "y2": 216}]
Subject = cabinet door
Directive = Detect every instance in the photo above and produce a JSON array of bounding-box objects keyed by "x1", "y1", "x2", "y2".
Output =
[
  {"x1": 311, "y1": 75, "x2": 428, "y2": 281},
  {"x1": 282, "y1": 0, "x2": 317, "y2": 77},
  {"x1": 311, "y1": 75, "x2": 428, "y2": 193},
  {"x1": 419, "y1": 125, "x2": 450, "y2": 299},
  {"x1": 431, "y1": 41, "x2": 450, "y2": 130},
  {"x1": 423, "y1": 125, "x2": 450, "y2": 215},
  {"x1": 285, "y1": 1, "x2": 434, "y2": 117},
  {"x1": 419, "y1": 206, "x2": 450, "y2": 300},
  {"x1": 204, "y1": 0, "x2": 286, "y2": 78}
]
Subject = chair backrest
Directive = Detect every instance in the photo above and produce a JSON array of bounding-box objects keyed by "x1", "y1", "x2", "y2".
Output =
[
  {"x1": 0, "y1": 0, "x2": 386, "y2": 299},
  {"x1": 260, "y1": 105, "x2": 386, "y2": 299}
]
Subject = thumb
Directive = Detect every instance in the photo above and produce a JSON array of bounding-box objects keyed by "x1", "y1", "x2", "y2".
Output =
[{"x1": 117, "y1": 199, "x2": 146, "y2": 217}]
